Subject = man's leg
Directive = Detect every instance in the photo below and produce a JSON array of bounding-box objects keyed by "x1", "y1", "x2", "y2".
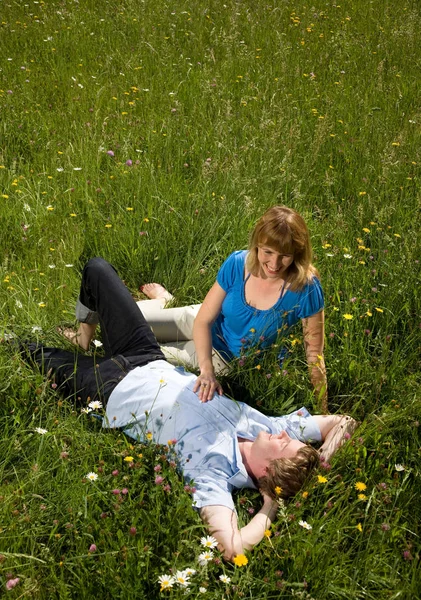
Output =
[
  {"x1": 77, "y1": 257, "x2": 164, "y2": 360},
  {"x1": 22, "y1": 342, "x2": 133, "y2": 404}
]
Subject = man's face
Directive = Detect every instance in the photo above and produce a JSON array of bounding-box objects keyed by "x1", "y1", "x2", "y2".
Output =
[{"x1": 249, "y1": 431, "x2": 306, "y2": 479}]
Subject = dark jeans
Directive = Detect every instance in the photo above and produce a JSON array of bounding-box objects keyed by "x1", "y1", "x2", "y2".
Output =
[{"x1": 25, "y1": 258, "x2": 166, "y2": 404}]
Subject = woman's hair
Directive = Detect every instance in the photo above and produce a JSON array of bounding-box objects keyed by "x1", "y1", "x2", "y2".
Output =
[
  {"x1": 246, "y1": 206, "x2": 319, "y2": 291},
  {"x1": 258, "y1": 444, "x2": 320, "y2": 500}
]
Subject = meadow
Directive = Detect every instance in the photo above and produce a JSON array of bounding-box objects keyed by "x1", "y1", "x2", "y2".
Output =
[{"x1": 0, "y1": 0, "x2": 420, "y2": 597}]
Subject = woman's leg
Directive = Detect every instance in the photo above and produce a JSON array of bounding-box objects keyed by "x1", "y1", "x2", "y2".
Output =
[
  {"x1": 77, "y1": 257, "x2": 164, "y2": 360},
  {"x1": 159, "y1": 340, "x2": 229, "y2": 375},
  {"x1": 136, "y1": 301, "x2": 201, "y2": 342}
]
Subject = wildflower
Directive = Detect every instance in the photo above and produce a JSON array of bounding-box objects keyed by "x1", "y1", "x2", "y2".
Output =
[
  {"x1": 355, "y1": 481, "x2": 367, "y2": 491},
  {"x1": 183, "y1": 568, "x2": 196, "y2": 576},
  {"x1": 317, "y1": 475, "x2": 328, "y2": 484},
  {"x1": 105, "y1": 224, "x2": 112, "y2": 228},
  {"x1": 126, "y1": 159, "x2": 133, "y2": 166},
  {"x1": 366, "y1": 310, "x2": 372, "y2": 317},
  {"x1": 274, "y1": 486, "x2": 282, "y2": 495},
  {"x1": 146, "y1": 432, "x2": 153, "y2": 440},
  {"x1": 299, "y1": 520, "x2": 312, "y2": 530},
  {"x1": 89, "y1": 544, "x2": 97, "y2": 553},
  {"x1": 219, "y1": 574, "x2": 231, "y2": 583},
  {"x1": 201, "y1": 535, "x2": 218, "y2": 549},
  {"x1": 302, "y1": 491, "x2": 309, "y2": 499},
  {"x1": 198, "y1": 551, "x2": 213, "y2": 565},
  {"x1": 92, "y1": 339, "x2": 103, "y2": 347},
  {"x1": 88, "y1": 400, "x2": 103, "y2": 410},
  {"x1": 362, "y1": 227, "x2": 370, "y2": 233},
  {"x1": 199, "y1": 587, "x2": 207, "y2": 593},
  {"x1": 375, "y1": 307, "x2": 384, "y2": 313},
  {"x1": 233, "y1": 554, "x2": 248, "y2": 566},
  {"x1": 86, "y1": 472, "x2": 98, "y2": 482},
  {"x1": 107, "y1": 150, "x2": 115, "y2": 156},
  {"x1": 5, "y1": 578, "x2": 20, "y2": 591},
  {"x1": 395, "y1": 464, "x2": 405, "y2": 472},
  {"x1": 60, "y1": 452, "x2": 69, "y2": 459},
  {"x1": 81, "y1": 407, "x2": 92, "y2": 414},
  {"x1": 358, "y1": 494, "x2": 367, "y2": 501},
  {"x1": 343, "y1": 314, "x2": 353, "y2": 320},
  {"x1": 35, "y1": 427, "x2": 48, "y2": 435},
  {"x1": 155, "y1": 476, "x2": 164, "y2": 485},
  {"x1": 175, "y1": 571, "x2": 190, "y2": 587},
  {"x1": 264, "y1": 529, "x2": 272, "y2": 538},
  {"x1": 356, "y1": 523, "x2": 363, "y2": 532},
  {"x1": 381, "y1": 523, "x2": 391, "y2": 531},
  {"x1": 124, "y1": 456, "x2": 134, "y2": 462},
  {"x1": 158, "y1": 574, "x2": 175, "y2": 591},
  {"x1": 343, "y1": 254, "x2": 352, "y2": 259}
]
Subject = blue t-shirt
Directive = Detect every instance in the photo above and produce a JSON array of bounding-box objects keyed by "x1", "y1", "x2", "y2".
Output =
[{"x1": 211, "y1": 251, "x2": 324, "y2": 362}]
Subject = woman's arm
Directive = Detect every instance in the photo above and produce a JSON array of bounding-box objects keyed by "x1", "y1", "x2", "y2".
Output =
[
  {"x1": 192, "y1": 282, "x2": 227, "y2": 402},
  {"x1": 200, "y1": 495, "x2": 278, "y2": 561},
  {"x1": 302, "y1": 310, "x2": 328, "y2": 412}
]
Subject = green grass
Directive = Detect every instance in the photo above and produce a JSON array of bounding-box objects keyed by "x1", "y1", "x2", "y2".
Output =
[{"x1": 0, "y1": 0, "x2": 420, "y2": 597}]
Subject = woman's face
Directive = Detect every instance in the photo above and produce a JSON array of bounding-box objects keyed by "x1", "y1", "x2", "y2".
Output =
[{"x1": 257, "y1": 245, "x2": 294, "y2": 279}]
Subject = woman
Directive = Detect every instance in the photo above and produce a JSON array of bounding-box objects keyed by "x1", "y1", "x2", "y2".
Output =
[{"x1": 138, "y1": 206, "x2": 327, "y2": 410}]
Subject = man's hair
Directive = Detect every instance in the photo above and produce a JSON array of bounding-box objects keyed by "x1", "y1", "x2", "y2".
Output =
[
  {"x1": 258, "y1": 445, "x2": 320, "y2": 499},
  {"x1": 246, "y1": 205, "x2": 319, "y2": 291}
]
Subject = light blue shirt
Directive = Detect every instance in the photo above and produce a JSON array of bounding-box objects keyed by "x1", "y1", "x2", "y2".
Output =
[{"x1": 104, "y1": 360, "x2": 322, "y2": 511}]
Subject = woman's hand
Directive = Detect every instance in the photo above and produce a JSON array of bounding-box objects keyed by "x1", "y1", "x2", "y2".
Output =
[{"x1": 193, "y1": 371, "x2": 223, "y2": 402}]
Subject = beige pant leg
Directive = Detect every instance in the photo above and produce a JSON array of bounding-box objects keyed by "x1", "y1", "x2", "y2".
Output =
[
  {"x1": 159, "y1": 341, "x2": 229, "y2": 375},
  {"x1": 136, "y1": 299, "x2": 201, "y2": 342}
]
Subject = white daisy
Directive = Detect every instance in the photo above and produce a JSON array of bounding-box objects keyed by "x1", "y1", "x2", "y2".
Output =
[
  {"x1": 219, "y1": 574, "x2": 231, "y2": 583},
  {"x1": 182, "y1": 568, "x2": 196, "y2": 577},
  {"x1": 200, "y1": 535, "x2": 218, "y2": 549},
  {"x1": 86, "y1": 472, "x2": 98, "y2": 482},
  {"x1": 395, "y1": 464, "x2": 405, "y2": 472},
  {"x1": 199, "y1": 587, "x2": 207, "y2": 594},
  {"x1": 81, "y1": 407, "x2": 92, "y2": 414},
  {"x1": 88, "y1": 400, "x2": 103, "y2": 410},
  {"x1": 175, "y1": 571, "x2": 190, "y2": 587},
  {"x1": 92, "y1": 340, "x2": 103, "y2": 347},
  {"x1": 157, "y1": 574, "x2": 175, "y2": 590},
  {"x1": 35, "y1": 427, "x2": 48, "y2": 435},
  {"x1": 299, "y1": 520, "x2": 312, "y2": 530},
  {"x1": 198, "y1": 551, "x2": 213, "y2": 565}
]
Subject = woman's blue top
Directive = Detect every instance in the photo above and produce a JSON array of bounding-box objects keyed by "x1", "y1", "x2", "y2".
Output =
[{"x1": 211, "y1": 251, "x2": 324, "y2": 363}]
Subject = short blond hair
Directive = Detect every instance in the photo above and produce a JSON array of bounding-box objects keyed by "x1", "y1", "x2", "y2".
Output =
[
  {"x1": 246, "y1": 206, "x2": 319, "y2": 291},
  {"x1": 258, "y1": 445, "x2": 320, "y2": 499}
]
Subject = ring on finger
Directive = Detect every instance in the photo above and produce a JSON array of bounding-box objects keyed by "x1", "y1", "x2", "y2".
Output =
[{"x1": 201, "y1": 383, "x2": 207, "y2": 387}]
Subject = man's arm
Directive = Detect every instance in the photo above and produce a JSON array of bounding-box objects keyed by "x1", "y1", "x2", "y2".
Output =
[
  {"x1": 200, "y1": 495, "x2": 278, "y2": 561},
  {"x1": 313, "y1": 414, "x2": 358, "y2": 462}
]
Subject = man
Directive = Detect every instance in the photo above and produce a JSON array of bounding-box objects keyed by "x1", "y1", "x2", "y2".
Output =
[{"x1": 23, "y1": 258, "x2": 357, "y2": 561}]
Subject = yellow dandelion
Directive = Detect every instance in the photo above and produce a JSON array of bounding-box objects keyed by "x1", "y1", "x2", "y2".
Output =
[
  {"x1": 359, "y1": 191, "x2": 367, "y2": 196},
  {"x1": 126, "y1": 207, "x2": 133, "y2": 211},
  {"x1": 144, "y1": 218, "x2": 149, "y2": 222},
  {"x1": 124, "y1": 456, "x2": 134, "y2": 462},
  {"x1": 264, "y1": 529, "x2": 272, "y2": 538},
  {"x1": 274, "y1": 486, "x2": 282, "y2": 496},
  {"x1": 375, "y1": 307, "x2": 384, "y2": 313},
  {"x1": 2, "y1": 194, "x2": 9, "y2": 199},
  {"x1": 362, "y1": 228, "x2": 370, "y2": 233},
  {"x1": 233, "y1": 554, "x2": 248, "y2": 567},
  {"x1": 356, "y1": 523, "x2": 363, "y2": 532},
  {"x1": 255, "y1": 364, "x2": 261, "y2": 370},
  {"x1": 105, "y1": 224, "x2": 112, "y2": 228},
  {"x1": 393, "y1": 233, "x2": 401, "y2": 238},
  {"x1": 358, "y1": 494, "x2": 367, "y2": 501},
  {"x1": 355, "y1": 481, "x2": 367, "y2": 491},
  {"x1": 317, "y1": 475, "x2": 328, "y2": 484},
  {"x1": 366, "y1": 310, "x2": 372, "y2": 317},
  {"x1": 146, "y1": 432, "x2": 153, "y2": 441},
  {"x1": 302, "y1": 491, "x2": 309, "y2": 499},
  {"x1": 343, "y1": 314, "x2": 353, "y2": 320},
  {"x1": 391, "y1": 142, "x2": 400, "y2": 146}
]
